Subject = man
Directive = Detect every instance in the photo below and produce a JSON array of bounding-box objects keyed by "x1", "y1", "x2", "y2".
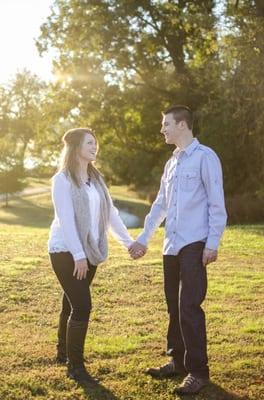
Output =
[{"x1": 129, "y1": 105, "x2": 227, "y2": 395}]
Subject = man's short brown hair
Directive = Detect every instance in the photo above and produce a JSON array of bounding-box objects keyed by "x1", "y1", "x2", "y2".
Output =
[{"x1": 163, "y1": 105, "x2": 193, "y2": 130}]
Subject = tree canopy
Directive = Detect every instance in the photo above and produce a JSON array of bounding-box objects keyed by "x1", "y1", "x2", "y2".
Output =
[{"x1": 1, "y1": 1, "x2": 263, "y2": 207}]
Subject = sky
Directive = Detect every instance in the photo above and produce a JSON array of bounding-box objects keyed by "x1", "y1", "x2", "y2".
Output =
[
  {"x1": 0, "y1": 1, "x2": 227, "y2": 86},
  {"x1": 0, "y1": 0, "x2": 55, "y2": 84}
]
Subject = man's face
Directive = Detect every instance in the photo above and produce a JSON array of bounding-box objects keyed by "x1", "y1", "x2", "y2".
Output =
[{"x1": 160, "y1": 113, "x2": 182, "y2": 145}]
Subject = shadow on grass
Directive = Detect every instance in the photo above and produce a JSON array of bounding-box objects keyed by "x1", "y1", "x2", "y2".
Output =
[
  {"x1": 0, "y1": 196, "x2": 52, "y2": 228},
  {"x1": 24, "y1": 358, "x2": 120, "y2": 399},
  {"x1": 208, "y1": 381, "x2": 250, "y2": 400},
  {"x1": 175, "y1": 381, "x2": 250, "y2": 400},
  {"x1": 79, "y1": 380, "x2": 120, "y2": 400},
  {"x1": 79, "y1": 379, "x2": 251, "y2": 400}
]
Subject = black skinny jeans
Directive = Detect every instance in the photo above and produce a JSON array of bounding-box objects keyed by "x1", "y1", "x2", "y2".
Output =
[
  {"x1": 50, "y1": 252, "x2": 97, "y2": 322},
  {"x1": 163, "y1": 241, "x2": 209, "y2": 379}
]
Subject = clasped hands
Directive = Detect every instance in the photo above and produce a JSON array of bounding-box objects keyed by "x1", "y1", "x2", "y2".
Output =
[{"x1": 129, "y1": 241, "x2": 147, "y2": 260}]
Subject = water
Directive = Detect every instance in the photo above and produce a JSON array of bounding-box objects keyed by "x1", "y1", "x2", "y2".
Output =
[{"x1": 119, "y1": 209, "x2": 140, "y2": 228}]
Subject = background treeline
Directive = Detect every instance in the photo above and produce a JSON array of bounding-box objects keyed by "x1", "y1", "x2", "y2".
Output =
[{"x1": 0, "y1": 0, "x2": 264, "y2": 223}]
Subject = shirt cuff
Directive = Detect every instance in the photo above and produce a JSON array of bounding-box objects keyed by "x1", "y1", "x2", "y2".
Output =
[
  {"x1": 120, "y1": 237, "x2": 134, "y2": 249},
  {"x1": 122, "y1": 238, "x2": 134, "y2": 249},
  {"x1": 205, "y1": 235, "x2": 220, "y2": 251},
  {"x1": 73, "y1": 251, "x2": 86, "y2": 261}
]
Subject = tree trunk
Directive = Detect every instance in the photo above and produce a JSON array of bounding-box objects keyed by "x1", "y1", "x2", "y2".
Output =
[
  {"x1": 255, "y1": 0, "x2": 264, "y2": 17},
  {"x1": 5, "y1": 192, "x2": 8, "y2": 207}
]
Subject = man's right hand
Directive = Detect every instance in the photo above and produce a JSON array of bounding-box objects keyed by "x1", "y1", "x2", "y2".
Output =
[
  {"x1": 202, "y1": 248, "x2": 218, "y2": 267},
  {"x1": 73, "y1": 258, "x2": 89, "y2": 280},
  {"x1": 129, "y1": 242, "x2": 147, "y2": 259}
]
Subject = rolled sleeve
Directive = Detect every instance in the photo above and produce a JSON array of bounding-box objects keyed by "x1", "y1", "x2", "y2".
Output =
[{"x1": 201, "y1": 151, "x2": 227, "y2": 250}]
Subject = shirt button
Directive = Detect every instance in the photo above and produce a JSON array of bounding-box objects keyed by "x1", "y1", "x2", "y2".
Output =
[{"x1": 173, "y1": 231, "x2": 176, "y2": 234}]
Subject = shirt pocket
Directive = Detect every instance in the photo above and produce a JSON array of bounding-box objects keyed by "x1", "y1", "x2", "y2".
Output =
[{"x1": 180, "y1": 169, "x2": 199, "y2": 192}]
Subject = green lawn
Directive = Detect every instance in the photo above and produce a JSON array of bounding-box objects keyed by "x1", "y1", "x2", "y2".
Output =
[{"x1": 0, "y1": 191, "x2": 263, "y2": 400}]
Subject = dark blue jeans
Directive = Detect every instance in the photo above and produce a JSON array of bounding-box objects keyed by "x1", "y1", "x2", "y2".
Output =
[
  {"x1": 50, "y1": 252, "x2": 97, "y2": 322},
  {"x1": 163, "y1": 241, "x2": 209, "y2": 379}
]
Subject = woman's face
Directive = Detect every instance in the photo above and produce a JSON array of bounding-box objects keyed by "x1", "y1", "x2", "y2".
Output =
[{"x1": 79, "y1": 132, "x2": 97, "y2": 163}]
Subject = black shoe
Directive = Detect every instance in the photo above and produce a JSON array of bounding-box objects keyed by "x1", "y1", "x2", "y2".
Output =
[
  {"x1": 146, "y1": 359, "x2": 183, "y2": 378},
  {"x1": 174, "y1": 373, "x2": 209, "y2": 395},
  {"x1": 67, "y1": 365, "x2": 98, "y2": 384}
]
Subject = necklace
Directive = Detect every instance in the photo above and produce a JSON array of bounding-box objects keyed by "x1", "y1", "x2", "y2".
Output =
[
  {"x1": 80, "y1": 174, "x2": 91, "y2": 186},
  {"x1": 85, "y1": 176, "x2": 91, "y2": 186}
]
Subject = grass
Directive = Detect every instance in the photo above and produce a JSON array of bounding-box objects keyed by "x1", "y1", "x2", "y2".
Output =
[{"x1": 0, "y1": 190, "x2": 263, "y2": 399}]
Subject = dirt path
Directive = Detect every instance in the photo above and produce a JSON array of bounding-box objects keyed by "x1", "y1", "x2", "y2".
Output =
[{"x1": 0, "y1": 187, "x2": 50, "y2": 201}]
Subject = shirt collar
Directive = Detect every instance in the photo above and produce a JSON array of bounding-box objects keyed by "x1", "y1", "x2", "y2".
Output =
[{"x1": 173, "y1": 138, "x2": 199, "y2": 157}]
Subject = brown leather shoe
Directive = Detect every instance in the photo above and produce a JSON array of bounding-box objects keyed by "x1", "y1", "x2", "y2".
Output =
[
  {"x1": 174, "y1": 373, "x2": 209, "y2": 395},
  {"x1": 146, "y1": 359, "x2": 183, "y2": 378}
]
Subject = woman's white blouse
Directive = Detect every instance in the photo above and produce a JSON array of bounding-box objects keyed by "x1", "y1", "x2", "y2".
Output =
[{"x1": 48, "y1": 172, "x2": 134, "y2": 261}]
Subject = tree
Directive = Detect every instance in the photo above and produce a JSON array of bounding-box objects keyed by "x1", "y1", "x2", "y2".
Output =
[
  {"x1": 36, "y1": 0, "x2": 264, "y2": 200},
  {"x1": 0, "y1": 70, "x2": 47, "y2": 168},
  {"x1": 0, "y1": 139, "x2": 26, "y2": 207},
  {"x1": 37, "y1": 0, "x2": 221, "y2": 192},
  {"x1": 201, "y1": 0, "x2": 264, "y2": 194}
]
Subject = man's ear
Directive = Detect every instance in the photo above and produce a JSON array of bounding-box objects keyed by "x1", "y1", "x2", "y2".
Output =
[{"x1": 179, "y1": 120, "x2": 186, "y2": 129}]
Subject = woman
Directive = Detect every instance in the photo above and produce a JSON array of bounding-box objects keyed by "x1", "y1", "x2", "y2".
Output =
[{"x1": 48, "y1": 127, "x2": 135, "y2": 384}]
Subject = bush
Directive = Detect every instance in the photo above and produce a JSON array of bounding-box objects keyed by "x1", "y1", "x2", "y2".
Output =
[
  {"x1": 226, "y1": 193, "x2": 264, "y2": 224},
  {"x1": 138, "y1": 189, "x2": 264, "y2": 225}
]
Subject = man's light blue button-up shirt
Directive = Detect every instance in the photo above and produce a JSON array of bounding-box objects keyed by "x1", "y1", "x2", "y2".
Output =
[{"x1": 137, "y1": 138, "x2": 227, "y2": 255}]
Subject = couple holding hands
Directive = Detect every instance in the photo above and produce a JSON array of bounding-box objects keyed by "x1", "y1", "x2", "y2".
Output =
[{"x1": 48, "y1": 105, "x2": 227, "y2": 395}]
